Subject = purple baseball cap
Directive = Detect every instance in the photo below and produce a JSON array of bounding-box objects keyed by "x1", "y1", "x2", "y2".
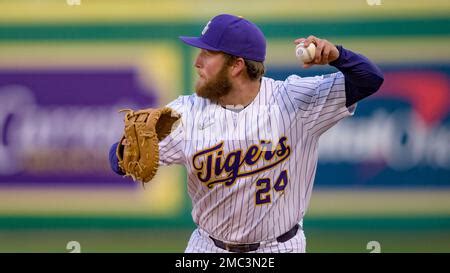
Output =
[{"x1": 179, "y1": 14, "x2": 266, "y2": 62}]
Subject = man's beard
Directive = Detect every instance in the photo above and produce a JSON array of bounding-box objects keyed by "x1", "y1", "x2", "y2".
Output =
[{"x1": 195, "y1": 64, "x2": 232, "y2": 102}]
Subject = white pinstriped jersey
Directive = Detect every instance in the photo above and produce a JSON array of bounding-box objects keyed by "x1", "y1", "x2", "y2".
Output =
[{"x1": 159, "y1": 72, "x2": 355, "y2": 243}]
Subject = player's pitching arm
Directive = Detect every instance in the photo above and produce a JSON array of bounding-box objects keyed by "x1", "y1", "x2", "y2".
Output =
[{"x1": 296, "y1": 35, "x2": 384, "y2": 106}]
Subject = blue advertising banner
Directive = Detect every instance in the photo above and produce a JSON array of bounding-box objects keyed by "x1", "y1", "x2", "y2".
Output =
[
  {"x1": 0, "y1": 69, "x2": 157, "y2": 186},
  {"x1": 268, "y1": 64, "x2": 450, "y2": 187}
]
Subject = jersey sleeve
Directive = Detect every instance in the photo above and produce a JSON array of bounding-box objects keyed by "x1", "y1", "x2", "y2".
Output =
[
  {"x1": 158, "y1": 96, "x2": 187, "y2": 166},
  {"x1": 283, "y1": 72, "x2": 356, "y2": 137}
]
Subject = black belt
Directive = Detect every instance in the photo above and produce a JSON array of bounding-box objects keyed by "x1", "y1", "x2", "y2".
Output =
[{"x1": 209, "y1": 224, "x2": 300, "y2": 253}]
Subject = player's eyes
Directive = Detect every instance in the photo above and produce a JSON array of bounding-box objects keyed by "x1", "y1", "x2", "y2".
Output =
[
  {"x1": 199, "y1": 50, "x2": 210, "y2": 57},
  {"x1": 205, "y1": 49, "x2": 219, "y2": 55}
]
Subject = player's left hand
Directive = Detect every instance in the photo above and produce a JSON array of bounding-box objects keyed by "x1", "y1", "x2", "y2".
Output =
[{"x1": 294, "y1": 36, "x2": 340, "y2": 68}]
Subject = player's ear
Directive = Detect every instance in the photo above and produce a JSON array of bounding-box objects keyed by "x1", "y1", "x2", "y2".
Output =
[{"x1": 230, "y1": 57, "x2": 246, "y2": 77}]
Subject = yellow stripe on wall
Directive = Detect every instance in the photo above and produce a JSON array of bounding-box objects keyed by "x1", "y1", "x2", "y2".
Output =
[
  {"x1": 0, "y1": 0, "x2": 448, "y2": 23},
  {"x1": 267, "y1": 36, "x2": 450, "y2": 65},
  {"x1": 308, "y1": 189, "x2": 450, "y2": 217},
  {"x1": 0, "y1": 42, "x2": 183, "y2": 105},
  {"x1": 0, "y1": 165, "x2": 185, "y2": 217}
]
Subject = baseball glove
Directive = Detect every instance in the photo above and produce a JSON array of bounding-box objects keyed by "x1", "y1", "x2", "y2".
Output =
[{"x1": 116, "y1": 107, "x2": 181, "y2": 183}]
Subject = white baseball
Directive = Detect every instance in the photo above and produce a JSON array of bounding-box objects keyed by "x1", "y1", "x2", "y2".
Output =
[{"x1": 295, "y1": 42, "x2": 316, "y2": 63}]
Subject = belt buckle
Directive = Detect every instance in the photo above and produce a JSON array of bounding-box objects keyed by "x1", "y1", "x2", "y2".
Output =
[
  {"x1": 210, "y1": 236, "x2": 259, "y2": 253},
  {"x1": 225, "y1": 243, "x2": 252, "y2": 253},
  {"x1": 225, "y1": 243, "x2": 243, "y2": 253}
]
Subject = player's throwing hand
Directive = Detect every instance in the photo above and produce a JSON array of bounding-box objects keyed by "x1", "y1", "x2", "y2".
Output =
[{"x1": 294, "y1": 35, "x2": 340, "y2": 68}]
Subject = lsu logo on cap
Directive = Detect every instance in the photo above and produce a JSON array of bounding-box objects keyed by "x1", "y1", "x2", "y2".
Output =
[{"x1": 201, "y1": 21, "x2": 211, "y2": 35}]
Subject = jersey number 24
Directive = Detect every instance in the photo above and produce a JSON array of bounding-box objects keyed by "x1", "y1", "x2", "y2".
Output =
[{"x1": 255, "y1": 170, "x2": 288, "y2": 205}]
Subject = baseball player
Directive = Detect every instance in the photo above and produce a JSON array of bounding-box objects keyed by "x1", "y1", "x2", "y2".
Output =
[{"x1": 109, "y1": 14, "x2": 384, "y2": 253}]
